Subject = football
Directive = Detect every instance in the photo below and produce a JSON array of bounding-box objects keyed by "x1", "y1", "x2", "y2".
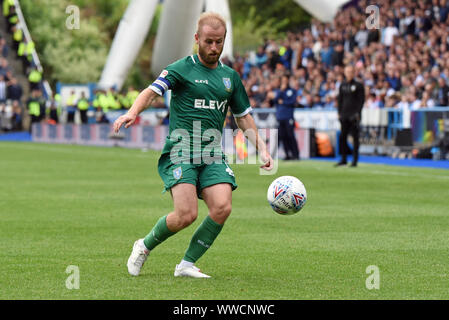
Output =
[{"x1": 267, "y1": 176, "x2": 307, "y2": 215}]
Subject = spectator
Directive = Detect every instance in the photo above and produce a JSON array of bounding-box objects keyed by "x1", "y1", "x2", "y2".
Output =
[
  {"x1": 440, "y1": 0, "x2": 449, "y2": 22},
  {"x1": 323, "y1": 94, "x2": 336, "y2": 109},
  {"x1": 386, "y1": 68, "x2": 401, "y2": 91},
  {"x1": 420, "y1": 91, "x2": 436, "y2": 107},
  {"x1": 0, "y1": 37, "x2": 9, "y2": 57},
  {"x1": 279, "y1": 40, "x2": 293, "y2": 70},
  {"x1": 267, "y1": 49, "x2": 280, "y2": 72},
  {"x1": 10, "y1": 24, "x2": 21, "y2": 52},
  {"x1": 0, "y1": 58, "x2": 11, "y2": 79},
  {"x1": 312, "y1": 94, "x2": 324, "y2": 108},
  {"x1": 355, "y1": 23, "x2": 368, "y2": 49},
  {"x1": 365, "y1": 92, "x2": 383, "y2": 109},
  {"x1": 382, "y1": 19, "x2": 399, "y2": 48},
  {"x1": 395, "y1": 93, "x2": 410, "y2": 110},
  {"x1": 47, "y1": 99, "x2": 59, "y2": 124},
  {"x1": 336, "y1": 65, "x2": 365, "y2": 167},
  {"x1": 65, "y1": 90, "x2": 77, "y2": 123},
  {"x1": 320, "y1": 39, "x2": 333, "y2": 68},
  {"x1": 0, "y1": 75, "x2": 7, "y2": 103},
  {"x1": 408, "y1": 92, "x2": 422, "y2": 110},
  {"x1": 255, "y1": 45, "x2": 267, "y2": 68},
  {"x1": 437, "y1": 76, "x2": 449, "y2": 106},
  {"x1": 367, "y1": 28, "x2": 380, "y2": 46},
  {"x1": 0, "y1": 102, "x2": 11, "y2": 131},
  {"x1": 330, "y1": 42, "x2": 344, "y2": 67},
  {"x1": 11, "y1": 100, "x2": 22, "y2": 130},
  {"x1": 7, "y1": 77, "x2": 22, "y2": 102},
  {"x1": 77, "y1": 92, "x2": 89, "y2": 124},
  {"x1": 126, "y1": 86, "x2": 139, "y2": 108},
  {"x1": 270, "y1": 75, "x2": 300, "y2": 160},
  {"x1": 28, "y1": 67, "x2": 42, "y2": 91},
  {"x1": 27, "y1": 89, "x2": 43, "y2": 126},
  {"x1": 385, "y1": 92, "x2": 400, "y2": 108}
]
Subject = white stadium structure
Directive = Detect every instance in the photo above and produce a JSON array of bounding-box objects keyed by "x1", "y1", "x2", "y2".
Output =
[{"x1": 97, "y1": 0, "x2": 349, "y2": 91}]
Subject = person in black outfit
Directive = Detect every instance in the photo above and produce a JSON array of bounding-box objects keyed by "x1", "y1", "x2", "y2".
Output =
[
  {"x1": 437, "y1": 77, "x2": 449, "y2": 106},
  {"x1": 331, "y1": 42, "x2": 344, "y2": 67},
  {"x1": 7, "y1": 77, "x2": 23, "y2": 102},
  {"x1": 271, "y1": 75, "x2": 300, "y2": 160},
  {"x1": 336, "y1": 65, "x2": 365, "y2": 167}
]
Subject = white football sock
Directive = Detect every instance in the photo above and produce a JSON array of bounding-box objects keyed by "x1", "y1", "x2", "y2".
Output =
[
  {"x1": 178, "y1": 259, "x2": 194, "y2": 268},
  {"x1": 139, "y1": 239, "x2": 150, "y2": 251}
]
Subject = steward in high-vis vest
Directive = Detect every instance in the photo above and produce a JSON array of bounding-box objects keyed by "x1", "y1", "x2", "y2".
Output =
[
  {"x1": 3, "y1": 0, "x2": 14, "y2": 17},
  {"x1": 118, "y1": 92, "x2": 130, "y2": 110},
  {"x1": 27, "y1": 89, "x2": 44, "y2": 129},
  {"x1": 4, "y1": 0, "x2": 16, "y2": 30},
  {"x1": 126, "y1": 87, "x2": 139, "y2": 109},
  {"x1": 107, "y1": 89, "x2": 121, "y2": 110},
  {"x1": 77, "y1": 92, "x2": 90, "y2": 124},
  {"x1": 28, "y1": 67, "x2": 42, "y2": 91},
  {"x1": 92, "y1": 89, "x2": 109, "y2": 113},
  {"x1": 46, "y1": 93, "x2": 62, "y2": 123},
  {"x1": 66, "y1": 91, "x2": 77, "y2": 123},
  {"x1": 7, "y1": 9, "x2": 18, "y2": 29},
  {"x1": 18, "y1": 40, "x2": 34, "y2": 71},
  {"x1": 54, "y1": 93, "x2": 62, "y2": 116},
  {"x1": 12, "y1": 24, "x2": 22, "y2": 51}
]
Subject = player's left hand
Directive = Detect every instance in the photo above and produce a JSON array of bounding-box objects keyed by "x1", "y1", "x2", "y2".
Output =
[
  {"x1": 113, "y1": 113, "x2": 137, "y2": 133},
  {"x1": 260, "y1": 152, "x2": 274, "y2": 171}
]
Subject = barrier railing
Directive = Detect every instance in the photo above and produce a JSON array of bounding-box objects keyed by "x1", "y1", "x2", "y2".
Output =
[
  {"x1": 384, "y1": 107, "x2": 449, "y2": 142},
  {"x1": 50, "y1": 106, "x2": 449, "y2": 146},
  {"x1": 13, "y1": 0, "x2": 53, "y2": 98}
]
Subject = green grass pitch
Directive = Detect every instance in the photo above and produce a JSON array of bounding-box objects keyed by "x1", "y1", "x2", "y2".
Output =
[{"x1": 1, "y1": 142, "x2": 449, "y2": 299}]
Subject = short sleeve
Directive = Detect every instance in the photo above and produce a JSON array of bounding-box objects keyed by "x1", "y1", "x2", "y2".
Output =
[
  {"x1": 148, "y1": 62, "x2": 183, "y2": 96},
  {"x1": 230, "y1": 71, "x2": 252, "y2": 117}
]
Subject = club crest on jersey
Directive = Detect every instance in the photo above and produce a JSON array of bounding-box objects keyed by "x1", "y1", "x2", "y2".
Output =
[
  {"x1": 223, "y1": 78, "x2": 232, "y2": 92},
  {"x1": 173, "y1": 167, "x2": 182, "y2": 180}
]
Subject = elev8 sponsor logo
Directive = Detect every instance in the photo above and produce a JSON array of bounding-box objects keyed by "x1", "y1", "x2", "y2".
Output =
[{"x1": 194, "y1": 99, "x2": 227, "y2": 112}]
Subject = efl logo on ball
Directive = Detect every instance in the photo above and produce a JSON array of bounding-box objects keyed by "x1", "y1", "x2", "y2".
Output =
[{"x1": 267, "y1": 176, "x2": 307, "y2": 215}]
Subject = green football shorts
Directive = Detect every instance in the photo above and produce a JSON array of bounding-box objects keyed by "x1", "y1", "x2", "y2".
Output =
[{"x1": 158, "y1": 153, "x2": 238, "y2": 199}]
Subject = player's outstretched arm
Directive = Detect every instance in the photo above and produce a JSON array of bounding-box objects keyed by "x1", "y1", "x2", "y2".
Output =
[
  {"x1": 113, "y1": 88, "x2": 158, "y2": 133},
  {"x1": 234, "y1": 113, "x2": 274, "y2": 171}
]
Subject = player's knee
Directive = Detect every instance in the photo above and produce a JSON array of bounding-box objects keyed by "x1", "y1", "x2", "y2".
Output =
[
  {"x1": 210, "y1": 202, "x2": 232, "y2": 221},
  {"x1": 176, "y1": 208, "x2": 198, "y2": 228},
  {"x1": 183, "y1": 212, "x2": 198, "y2": 227}
]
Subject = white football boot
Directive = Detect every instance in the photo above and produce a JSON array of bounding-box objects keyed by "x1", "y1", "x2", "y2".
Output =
[
  {"x1": 174, "y1": 264, "x2": 211, "y2": 278},
  {"x1": 127, "y1": 239, "x2": 150, "y2": 276}
]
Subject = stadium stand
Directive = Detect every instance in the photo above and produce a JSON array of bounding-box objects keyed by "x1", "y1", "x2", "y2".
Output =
[
  {"x1": 2, "y1": 0, "x2": 449, "y2": 151},
  {"x1": 0, "y1": 0, "x2": 30, "y2": 132},
  {"x1": 230, "y1": 0, "x2": 449, "y2": 113},
  {"x1": 0, "y1": 0, "x2": 53, "y2": 133}
]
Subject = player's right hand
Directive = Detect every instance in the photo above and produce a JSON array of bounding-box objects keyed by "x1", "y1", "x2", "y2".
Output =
[
  {"x1": 260, "y1": 152, "x2": 274, "y2": 171},
  {"x1": 113, "y1": 113, "x2": 137, "y2": 133}
]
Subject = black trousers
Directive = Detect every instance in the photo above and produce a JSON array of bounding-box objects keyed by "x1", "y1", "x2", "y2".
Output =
[
  {"x1": 67, "y1": 112, "x2": 75, "y2": 123},
  {"x1": 278, "y1": 119, "x2": 299, "y2": 160},
  {"x1": 339, "y1": 118, "x2": 360, "y2": 164},
  {"x1": 79, "y1": 110, "x2": 88, "y2": 124}
]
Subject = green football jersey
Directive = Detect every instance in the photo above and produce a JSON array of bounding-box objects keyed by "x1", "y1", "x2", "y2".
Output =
[{"x1": 149, "y1": 54, "x2": 252, "y2": 159}]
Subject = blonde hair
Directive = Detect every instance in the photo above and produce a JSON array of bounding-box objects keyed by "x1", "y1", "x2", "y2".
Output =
[{"x1": 197, "y1": 12, "x2": 227, "y2": 36}]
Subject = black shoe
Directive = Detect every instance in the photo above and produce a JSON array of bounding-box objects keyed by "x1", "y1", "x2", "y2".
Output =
[
  {"x1": 350, "y1": 163, "x2": 357, "y2": 167},
  {"x1": 334, "y1": 161, "x2": 347, "y2": 167}
]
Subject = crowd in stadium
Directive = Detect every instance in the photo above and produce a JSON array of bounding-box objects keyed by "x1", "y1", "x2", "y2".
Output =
[
  {"x1": 0, "y1": 0, "x2": 37, "y2": 132},
  {"x1": 2, "y1": 0, "x2": 449, "y2": 133},
  {"x1": 225, "y1": 0, "x2": 449, "y2": 112}
]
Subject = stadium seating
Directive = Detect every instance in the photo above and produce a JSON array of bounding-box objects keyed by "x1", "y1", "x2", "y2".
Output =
[
  {"x1": 3, "y1": 0, "x2": 449, "y2": 137},
  {"x1": 237, "y1": 0, "x2": 449, "y2": 112}
]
